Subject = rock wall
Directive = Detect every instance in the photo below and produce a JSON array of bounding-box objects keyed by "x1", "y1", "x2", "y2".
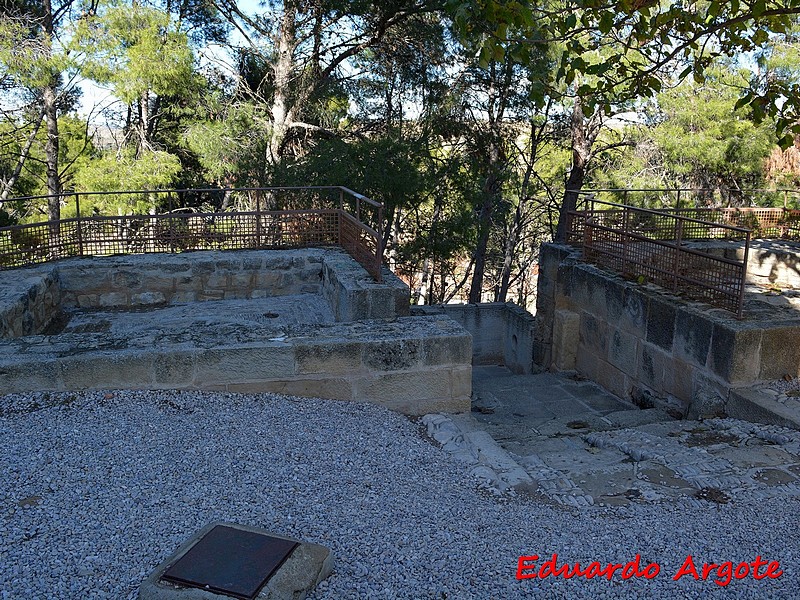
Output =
[
  {"x1": 0, "y1": 267, "x2": 62, "y2": 339},
  {"x1": 535, "y1": 243, "x2": 800, "y2": 418}
]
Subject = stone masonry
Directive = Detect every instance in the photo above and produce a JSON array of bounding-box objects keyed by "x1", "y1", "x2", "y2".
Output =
[
  {"x1": 0, "y1": 249, "x2": 470, "y2": 415},
  {"x1": 535, "y1": 243, "x2": 800, "y2": 419}
]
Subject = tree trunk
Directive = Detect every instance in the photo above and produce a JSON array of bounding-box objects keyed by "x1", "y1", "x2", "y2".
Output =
[
  {"x1": 268, "y1": 4, "x2": 297, "y2": 164},
  {"x1": 0, "y1": 108, "x2": 45, "y2": 203},
  {"x1": 43, "y1": 83, "x2": 61, "y2": 220},
  {"x1": 42, "y1": 0, "x2": 61, "y2": 220},
  {"x1": 556, "y1": 97, "x2": 595, "y2": 242},
  {"x1": 498, "y1": 202, "x2": 522, "y2": 302}
]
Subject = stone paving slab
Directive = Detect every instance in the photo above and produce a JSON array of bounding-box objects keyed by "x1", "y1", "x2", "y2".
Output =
[{"x1": 425, "y1": 366, "x2": 800, "y2": 509}]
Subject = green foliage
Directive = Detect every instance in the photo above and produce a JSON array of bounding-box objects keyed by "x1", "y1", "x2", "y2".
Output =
[
  {"x1": 71, "y1": 148, "x2": 182, "y2": 213},
  {"x1": 74, "y1": 1, "x2": 197, "y2": 104}
]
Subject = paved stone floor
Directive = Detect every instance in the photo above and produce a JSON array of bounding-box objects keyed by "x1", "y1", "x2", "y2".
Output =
[
  {"x1": 58, "y1": 294, "x2": 336, "y2": 338},
  {"x1": 425, "y1": 366, "x2": 800, "y2": 508}
]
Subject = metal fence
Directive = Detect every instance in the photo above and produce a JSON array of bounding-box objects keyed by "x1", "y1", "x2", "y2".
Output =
[
  {"x1": 0, "y1": 186, "x2": 384, "y2": 281},
  {"x1": 567, "y1": 199, "x2": 751, "y2": 317}
]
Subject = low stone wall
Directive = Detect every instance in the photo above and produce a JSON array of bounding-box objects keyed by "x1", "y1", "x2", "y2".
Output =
[
  {"x1": 322, "y1": 251, "x2": 410, "y2": 321},
  {"x1": 411, "y1": 302, "x2": 535, "y2": 374},
  {"x1": 0, "y1": 316, "x2": 471, "y2": 415},
  {"x1": 0, "y1": 267, "x2": 62, "y2": 339},
  {"x1": 0, "y1": 249, "x2": 411, "y2": 338},
  {"x1": 536, "y1": 242, "x2": 800, "y2": 418},
  {"x1": 56, "y1": 250, "x2": 325, "y2": 308}
]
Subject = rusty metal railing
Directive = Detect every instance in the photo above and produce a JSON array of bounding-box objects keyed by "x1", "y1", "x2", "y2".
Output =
[
  {"x1": 567, "y1": 199, "x2": 751, "y2": 317},
  {"x1": 0, "y1": 186, "x2": 384, "y2": 281}
]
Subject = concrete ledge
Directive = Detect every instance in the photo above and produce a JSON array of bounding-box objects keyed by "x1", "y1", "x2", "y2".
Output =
[{"x1": 138, "y1": 522, "x2": 333, "y2": 600}]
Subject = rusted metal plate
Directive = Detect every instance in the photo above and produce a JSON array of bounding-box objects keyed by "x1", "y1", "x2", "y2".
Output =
[{"x1": 161, "y1": 525, "x2": 298, "y2": 600}]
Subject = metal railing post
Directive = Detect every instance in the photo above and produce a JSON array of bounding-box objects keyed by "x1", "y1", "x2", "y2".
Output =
[
  {"x1": 621, "y1": 207, "x2": 630, "y2": 275},
  {"x1": 672, "y1": 218, "x2": 683, "y2": 292},
  {"x1": 75, "y1": 193, "x2": 84, "y2": 257},
  {"x1": 255, "y1": 192, "x2": 262, "y2": 248},
  {"x1": 376, "y1": 203, "x2": 384, "y2": 282},
  {"x1": 737, "y1": 230, "x2": 750, "y2": 319}
]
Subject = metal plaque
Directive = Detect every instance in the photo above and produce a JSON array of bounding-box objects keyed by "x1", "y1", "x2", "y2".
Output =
[{"x1": 161, "y1": 525, "x2": 298, "y2": 600}]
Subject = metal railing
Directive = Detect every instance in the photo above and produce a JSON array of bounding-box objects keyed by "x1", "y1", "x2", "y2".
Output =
[
  {"x1": 567, "y1": 199, "x2": 751, "y2": 317},
  {"x1": 574, "y1": 188, "x2": 800, "y2": 211},
  {"x1": 0, "y1": 186, "x2": 384, "y2": 281}
]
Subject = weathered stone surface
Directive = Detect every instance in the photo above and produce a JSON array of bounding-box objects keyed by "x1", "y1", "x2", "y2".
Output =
[
  {"x1": 579, "y1": 312, "x2": 609, "y2": 357},
  {"x1": 552, "y1": 309, "x2": 580, "y2": 371},
  {"x1": 608, "y1": 327, "x2": 638, "y2": 376},
  {"x1": 646, "y1": 297, "x2": 676, "y2": 351},
  {"x1": 687, "y1": 372, "x2": 728, "y2": 420},
  {"x1": 708, "y1": 324, "x2": 762, "y2": 383},
  {"x1": 673, "y1": 310, "x2": 713, "y2": 367},
  {"x1": 195, "y1": 347, "x2": 296, "y2": 383},
  {"x1": 759, "y1": 326, "x2": 800, "y2": 380},
  {"x1": 728, "y1": 387, "x2": 800, "y2": 429},
  {"x1": 295, "y1": 342, "x2": 363, "y2": 375}
]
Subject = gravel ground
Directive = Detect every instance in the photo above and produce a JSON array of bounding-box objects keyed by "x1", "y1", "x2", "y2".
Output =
[{"x1": 1, "y1": 389, "x2": 798, "y2": 600}]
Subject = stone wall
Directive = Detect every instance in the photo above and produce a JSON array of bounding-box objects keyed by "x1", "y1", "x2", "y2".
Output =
[
  {"x1": 0, "y1": 249, "x2": 412, "y2": 339},
  {"x1": 56, "y1": 250, "x2": 326, "y2": 308},
  {"x1": 0, "y1": 316, "x2": 471, "y2": 415},
  {"x1": 412, "y1": 302, "x2": 536, "y2": 374},
  {"x1": 0, "y1": 267, "x2": 62, "y2": 339},
  {"x1": 536, "y1": 243, "x2": 800, "y2": 418}
]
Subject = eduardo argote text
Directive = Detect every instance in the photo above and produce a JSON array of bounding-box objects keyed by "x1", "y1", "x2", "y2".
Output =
[{"x1": 517, "y1": 553, "x2": 783, "y2": 586}]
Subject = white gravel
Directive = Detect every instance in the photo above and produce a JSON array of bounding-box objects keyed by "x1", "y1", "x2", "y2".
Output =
[{"x1": 1, "y1": 389, "x2": 798, "y2": 599}]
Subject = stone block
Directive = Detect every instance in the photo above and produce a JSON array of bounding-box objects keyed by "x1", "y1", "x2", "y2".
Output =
[
  {"x1": 727, "y1": 388, "x2": 800, "y2": 429},
  {"x1": 362, "y1": 338, "x2": 423, "y2": 371},
  {"x1": 708, "y1": 324, "x2": 762, "y2": 383},
  {"x1": 759, "y1": 326, "x2": 800, "y2": 380},
  {"x1": 154, "y1": 352, "x2": 196, "y2": 386},
  {"x1": 450, "y1": 366, "x2": 472, "y2": 399},
  {"x1": 195, "y1": 347, "x2": 296, "y2": 384},
  {"x1": 687, "y1": 371, "x2": 729, "y2": 420},
  {"x1": 618, "y1": 287, "x2": 647, "y2": 336},
  {"x1": 421, "y1": 333, "x2": 472, "y2": 366},
  {"x1": 206, "y1": 273, "x2": 229, "y2": 289},
  {"x1": 593, "y1": 359, "x2": 629, "y2": 399},
  {"x1": 60, "y1": 352, "x2": 155, "y2": 388},
  {"x1": 602, "y1": 277, "x2": 625, "y2": 322},
  {"x1": 228, "y1": 378, "x2": 354, "y2": 401},
  {"x1": 646, "y1": 297, "x2": 676, "y2": 351},
  {"x1": 553, "y1": 309, "x2": 580, "y2": 371},
  {"x1": 673, "y1": 310, "x2": 713, "y2": 367},
  {"x1": 354, "y1": 369, "x2": 464, "y2": 415},
  {"x1": 0, "y1": 359, "x2": 63, "y2": 392},
  {"x1": 295, "y1": 342, "x2": 363, "y2": 375},
  {"x1": 607, "y1": 327, "x2": 638, "y2": 376},
  {"x1": 99, "y1": 292, "x2": 129, "y2": 307},
  {"x1": 578, "y1": 312, "x2": 609, "y2": 357},
  {"x1": 132, "y1": 292, "x2": 166, "y2": 306},
  {"x1": 637, "y1": 341, "x2": 673, "y2": 395},
  {"x1": 230, "y1": 272, "x2": 253, "y2": 290},
  {"x1": 172, "y1": 291, "x2": 197, "y2": 303},
  {"x1": 198, "y1": 290, "x2": 225, "y2": 301},
  {"x1": 662, "y1": 358, "x2": 694, "y2": 405},
  {"x1": 111, "y1": 270, "x2": 142, "y2": 289},
  {"x1": 575, "y1": 346, "x2": 599, "y2": 382}
]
